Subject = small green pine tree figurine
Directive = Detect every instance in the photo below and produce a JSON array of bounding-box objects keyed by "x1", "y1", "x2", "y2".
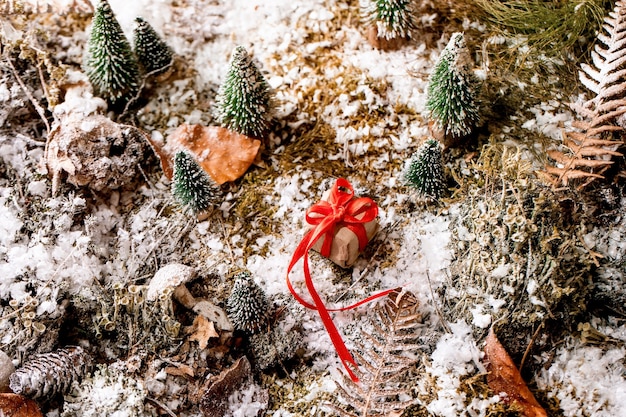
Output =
[
  {"x1": 403, "y1": 138, "x2": 445, "y2": 200},
  {"x1": 226, "y1": 271, "x2": 270, "y2": 334},
  {"x1": 133, "y1": 17, "x2": 173, "y2": 75},
  {"x1": 172, "y1": 151, "x2": 221, "y2": 214},
  {"x1": 216, "y1": 46, "x2": 272, "y2": 138},
  {"x1": 84, "y1": 0, "x2": 140, "y2": 109},
  {"x1": 426, "y1": 32, "x2": 479, "y2": 138},
  {"x1": 362, "y1": 0, "x2": 418, "y2": 40}
]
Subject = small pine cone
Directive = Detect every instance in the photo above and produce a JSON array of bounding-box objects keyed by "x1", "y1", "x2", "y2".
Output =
[
  {"x1": 226, "y1": 272, "x2": 271, "y2": 334},
  {"x1": 9, "y1": 346, "x2": 92, "y2": 400}
]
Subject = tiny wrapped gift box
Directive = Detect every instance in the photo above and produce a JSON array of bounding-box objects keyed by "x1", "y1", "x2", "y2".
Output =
[{"x1": 309, "y1": 187, "x2": 379, "y2": 268}]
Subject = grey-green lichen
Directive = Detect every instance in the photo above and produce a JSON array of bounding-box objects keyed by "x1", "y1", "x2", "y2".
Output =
[
  {"x1": 62, "y1": 362, "x2": 146, "y2": 417},
  {"x1": 446, "y1": 143, "x2": 593, "y2": 358}
]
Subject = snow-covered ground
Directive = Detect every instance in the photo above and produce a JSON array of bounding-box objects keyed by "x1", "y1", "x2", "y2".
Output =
[{"x1": 2, "y1": 0, "x2": 626, "y2": 416}]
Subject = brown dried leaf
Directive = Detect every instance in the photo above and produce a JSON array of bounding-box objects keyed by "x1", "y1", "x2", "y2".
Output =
[
  {"x1": 165, "y1": 124, "x2": 261, "y2": 184},
  {"x1": 546, "y1": 150, "x2": 613, "y2": 167},
  {"x1": 165, "y1": 364, "x2": 195, "y2": 378},
  {"x1": 0, "y1": 393, "x2": 43, "y2": 417},
  {"x1": 328, "y1": 290, "x2": 420, "y2": 417},
  {"x1": 189, "y1": 316, "x2": 219, "y2": 350},
  {"x1": 199, "y1": 356, "x2": 267, "y2": 417},
  {"x1": 484, "y1": 330, "x2": 547, "y2": 417}
]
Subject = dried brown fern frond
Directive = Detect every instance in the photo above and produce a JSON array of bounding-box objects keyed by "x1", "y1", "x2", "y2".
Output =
[
  {"x1": 542, "y1": 0, "x2": 626, "y2": 188},
  {"x1": 326, "y1": 290, "x2": 423, "y2": 417}
]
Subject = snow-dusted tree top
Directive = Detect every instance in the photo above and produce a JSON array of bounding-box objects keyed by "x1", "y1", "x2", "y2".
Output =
[
  {"x1": 361, "y1": 0, "x2": 418, "y2": 40},
  {"x1": 172, "y1": 151, "x2": 221, "y2": 214},
  {"x1": 403, "y1": 138, "x2": 445, "y2": 200},
  {"x1": 83, "y1": 0, "x2": 140, "y2": 108},
  {"x1": 133, "y1": 16, "x2": 173, "y2": 75},
  {"x1": 426, "y1": 32, "x2": 479, "y2": 138},
  {"x1": 216, "y1": 45, "x2": 273, "y2": 138},
  {"x1": 226, "y1": 271, "x2": 270, "y2": 334}
]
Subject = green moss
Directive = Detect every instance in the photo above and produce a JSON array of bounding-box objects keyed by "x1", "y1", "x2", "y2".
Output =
[{"x1": 475, "y1": 0, "x2": 609, "y2": 61}]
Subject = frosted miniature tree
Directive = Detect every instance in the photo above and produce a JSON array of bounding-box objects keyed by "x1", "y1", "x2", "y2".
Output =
[
  {"x1": 362, "y1": 0, "x2": 418, "y2": 40},
  {"x1": 226, "y1": 272, "x2": 270, "y2": 334},
  {"x1": 426, "y1": 32, "x2": 479, "y2": 138},
  {"x1": 216, "y1": 46, "x2": 272, "y2": 138},
  {"x1": 133, "y1": 17, "x2": 173, "y2": 75},
  {"x1": 172, "y1": 151, "x2": 221, "y2": 214},
  {"x1": 403, "y1": 138, "x2": 445, "y2": 200},
  {"x1": 84, "y1": 0, "x2": 140, "y2": 109}
]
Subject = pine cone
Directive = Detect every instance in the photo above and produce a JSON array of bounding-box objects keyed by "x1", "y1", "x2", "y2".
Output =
[{"x1": 9, "y1": 347, "x2": 92, "y2": 400}]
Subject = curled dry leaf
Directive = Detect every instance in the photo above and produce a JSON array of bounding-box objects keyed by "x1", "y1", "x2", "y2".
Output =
[
  {"x1": 199, "y1": 356, "x2": 268, "y2": 417},
  {"x1": 483, "y1": 329, "x2": 547, "y2": 417},
  {"x1": 0, "y1": 393, "x2": 43, "y2": 417},
  {"x1": 188, "y1": 315, "x2": 219, "y2": 350},
  {"x1": 164, "y1": 124, "x2": 261, "y2": 184}
]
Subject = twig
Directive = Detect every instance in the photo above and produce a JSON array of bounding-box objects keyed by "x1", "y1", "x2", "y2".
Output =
[
  {"x1": 519, "y1": 320, "x2": 544, "y2": 372},
  {"x1": 218, "y1": 218, "x2": 237, "y2": 264},
  {"x1": 146, "y1": 396, "x2": 178, "y2": 417},
  {"x1": 5, "y1": 54, "x2": 50, "y2": 136},
  {"x1": 427, "y1": 269, "x2": 451, "y2": 333}
]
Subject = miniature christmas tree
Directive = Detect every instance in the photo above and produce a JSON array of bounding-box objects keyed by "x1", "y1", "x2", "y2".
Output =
[
  {"x1": 172, "y1": 151, "x2": 221, "y2": 214},
  {"x1": 361, "y1": 0, "x2": 418, "y2": 40},
  {"x1": 133, "y1": 17, "x2": 173, "y2": 75},
  {"x1": 216, "y1": 46, "x2": 272, "y2": 138},
  {"x1": 403, "y1": 138, "x2": 445, "y2": 200},
  {"x1": 226, "y1": 271, "x2": 270, "y2": 334},
  {"x1": 84, "y1": 0, "x2": 140, "y2": 109},
  {"x1": 426, "y1": 32, "x2": 479, "y2": 138}
]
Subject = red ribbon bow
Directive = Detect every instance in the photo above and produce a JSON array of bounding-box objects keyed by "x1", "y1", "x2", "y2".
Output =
[{"x1": 286, "y1": 178, "x2": 395, "y2": 382}]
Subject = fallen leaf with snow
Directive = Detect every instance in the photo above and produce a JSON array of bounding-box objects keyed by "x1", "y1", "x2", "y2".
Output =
[
  {"x1": 189, "y1": 315, "x2": 219, "y2": 350},
  {"x1": 199, "y1": 356, "x2": 268, "y2": 417},
  {"x1": 165, "y1": 363, "x2": 195, "y2": 378},
  {"x1": 164, "y1": 124, "x2": 261, "y2": 184},
  {"x1": 484, "y1": 329, "x2": 547, "y2": 417}
]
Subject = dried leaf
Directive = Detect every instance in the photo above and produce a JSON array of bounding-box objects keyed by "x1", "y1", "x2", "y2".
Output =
[
  {"x1": 199, "y1": 356, "x2": 268, "y2": 417},
  {"x1": 0, "y1": 393, "x2": 43, "y2": 417},
  {"x1": 165, "y1": 364, "x2": 195, "y2": 378},
  {"x1": 483, "y1": 330, "x2": 547, "y2": 417},
  {"x1": 189, "y1": 316, "x2": 219, "y2": 350},
  {"x1": 165, "y1": 124, "x2": 261, "y2": 184},
  {"x1": 543, "y1": 1, "x2": 626, "y2": 188},
  {"x1": 328, "y1": 290, "x2": 421, "y2": 417}
]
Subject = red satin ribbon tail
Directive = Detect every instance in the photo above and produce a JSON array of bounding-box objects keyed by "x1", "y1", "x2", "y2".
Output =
[{"x1": 330, "y1": 287, "x2": 399, "y2": 312}]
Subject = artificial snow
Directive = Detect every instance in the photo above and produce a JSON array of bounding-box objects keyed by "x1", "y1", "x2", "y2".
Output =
[{"x1": 3, "y1": 0, "x2": 626, "y2": 416}]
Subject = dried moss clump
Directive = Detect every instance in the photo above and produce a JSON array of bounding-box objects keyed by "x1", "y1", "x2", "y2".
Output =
[{"x1": 446, "y1": 144, "x2": 593, "y2": 360}]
